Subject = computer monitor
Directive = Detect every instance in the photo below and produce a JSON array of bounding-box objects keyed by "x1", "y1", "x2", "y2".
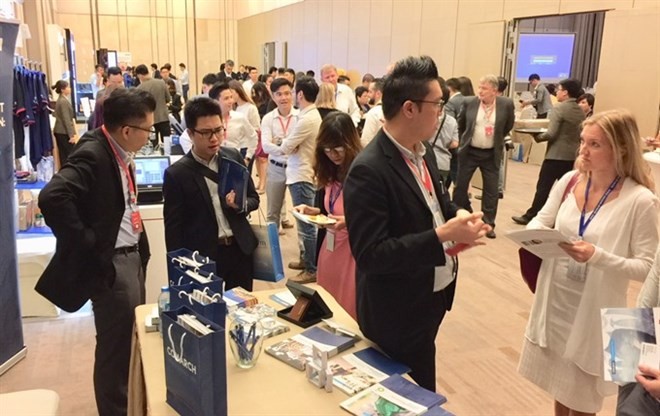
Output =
[{"x1": 134, "y1": 156, "x2": 170, "y2": 204}]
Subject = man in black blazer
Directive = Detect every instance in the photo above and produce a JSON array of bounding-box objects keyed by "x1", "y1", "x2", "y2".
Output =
[
  {"x1": 163, "y1": 97, "x2": 259, "y2": 291},
  {"x1": 217, "y1": 59, "x2": 240, "y2": 83},
  {"x1": 37, "y1": 88, "x2": 155, "y2": 415},
  {"x1": 452, "y1": 75, "x2": 515, "y2": 238},
  {"x1": 344, "y1": 56, "x2": 490, "y2": 392}
]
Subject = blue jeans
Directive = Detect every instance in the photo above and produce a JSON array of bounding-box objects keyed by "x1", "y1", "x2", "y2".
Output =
[{"x1": 288, "y1": 181, "x2": 317, "y2": 273}]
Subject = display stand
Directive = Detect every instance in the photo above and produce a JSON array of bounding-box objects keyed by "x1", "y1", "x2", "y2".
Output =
[
  {"x1": 0, "y1": 18, "x2": 27, "y2": 375},
  {"x1": 277, "y1": 281, "x2": 333, "y2": 328}
]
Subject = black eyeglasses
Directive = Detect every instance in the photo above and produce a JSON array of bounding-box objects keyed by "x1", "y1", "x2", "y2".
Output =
[
  {"x1": 410, "y1": 99, "x2": 444, "y2": 109},
  {"x1": 323, "y1": 146, "x2": 345, "y2": 154},
  {"x1": 192, "y1": 127, "x2": 225, "y2": 140},
  {"x1": 125, "y1": 125, "x2": 156, "y2": 135}
]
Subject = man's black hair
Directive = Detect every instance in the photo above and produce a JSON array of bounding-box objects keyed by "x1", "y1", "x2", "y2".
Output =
[
  {"x1": 295, "y1": 76, "x2": 319, "y2": 103},
  {"x1": 528, "y1": 73, "x2": 541, "y2": 82},
  {"x1": 381, "y1": 55, "x2": 438, "y2": 120},
  {"x1": 202, "y1": 73, "x2": 218, "y2": 86},
  {"x1": 107, "y1": 66, "x2": 122, "y2": 77},
  {"x1": 208, "y1": 82, "x2": 231, "y2": 100},
  {"x1": 135, "y1": 64, "x2": 149, "y2": 76},
  {"x1": 270, "y1": 77, "x2": 293, "y2": 94},
  {"x1": 103, "y1": 88, "x2": 156, "y2": 130},
  {"x1": 184, "y1": 96, "x2": 222, "y2": 130},
  {"x1": 558, "y1": 78, "x2": 582, "y2": 99}
]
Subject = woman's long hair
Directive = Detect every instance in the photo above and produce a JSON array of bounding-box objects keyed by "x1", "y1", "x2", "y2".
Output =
[
  {"x1": 228, "y1": 80, "x2": 254, "y2": 105},
  {"x1": 315, "y1": 83, "x2": 336, "y2": 109},
  {"x1": 580, "y1": 109, "x2": 654, "y2": 191},
  {"x1": 314, "y1": 112, "x2": 362, "y2": 189}
]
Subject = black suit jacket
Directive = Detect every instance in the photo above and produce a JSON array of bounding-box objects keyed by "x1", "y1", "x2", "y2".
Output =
[
  {"x1": 217, "y1": 71, "x2": 240, "y2": 83},
  {"x1": 36, "y1": 128, "x2": 150, "y2": 312},
  {"x1": 344, "y1": 131, "x2": 459, "y2": 344},
  {"x1": 457, "y1": 96, "x2": 515, "y2": 166},
  {"x1": 163, "y1": 148, "x2": 259, "y2": 264}
]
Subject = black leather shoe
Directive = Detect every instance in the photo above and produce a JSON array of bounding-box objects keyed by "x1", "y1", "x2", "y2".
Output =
[
  {"x1": 499, "y1": 192, "x2": 504, "y2": 199},
  {"x1": 486, "y1": 230, "x2": 496, "y2": 239},
  {"x1": 511, "y1": 215, "x2": 530, "y2": 225}
]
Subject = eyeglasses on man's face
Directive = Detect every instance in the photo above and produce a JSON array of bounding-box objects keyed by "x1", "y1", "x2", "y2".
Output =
[
  {"x1": 323, "y1": 146, "x2": 345, "y2": 155},
  {"x1": 192, "y1": 126, "x2": 225, "y2": 140},
  {"x1": 125, "y1": 125, "x2": 156, "y2": 135},
  {"x1": 411, "y1": 99, "x2": 444, "y2": 110}
]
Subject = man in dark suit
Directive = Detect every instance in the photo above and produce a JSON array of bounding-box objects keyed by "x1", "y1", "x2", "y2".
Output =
[
  {"x1": 452, "y1": 75, "x2": 515, "y2": 238},
  {"x1": 344, "y1": 56, "x2": 490, "y2": 392},
  {"x1": 163, "y1": 97, "x2": 259, "y2": 291},
  {"x1": 37, "y1": 88, "x2": 154, "y2": 415},
  {"x1": 217, "y1": 59, "x2": 240, "y2": 83}
]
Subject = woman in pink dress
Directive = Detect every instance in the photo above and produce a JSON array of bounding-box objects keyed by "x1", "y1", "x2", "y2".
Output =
[{"x1": 293, "y1": 112, "x2": 362, "y2": 319}]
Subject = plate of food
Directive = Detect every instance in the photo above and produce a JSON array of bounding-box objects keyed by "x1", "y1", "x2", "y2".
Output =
[{"x1": 291, "y1": 210, "x2": 338, "y2": 226}]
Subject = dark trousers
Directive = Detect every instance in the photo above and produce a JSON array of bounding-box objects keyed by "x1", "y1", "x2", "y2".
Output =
[
  {"x1": 182, "y1": 84, "x2": 189, "y2": 101},
  {"x1": 54, "y1": 133, "x2": 75, "y2": 166},
  {"x1": 536, "y1": 112, "x2": 547, "y2": 119},
  {"x1": 217, "y1": 241, "x2": 254, "y2": 291},
  {"x1": 453, "y1": 147, "x2": 500, "y2": 227},
  {"x1": 522, "y1": 159, "x2": 575, "y2": 220},
  {"x1": 153, "y1": 120, "x2": 171, "y2": 147},
  {"x1": 91, "y1": 251, "x2": 145, "y2": 416},
  {"x1": 617, "y1": 382, "x2": 660, "y2": 416},
  {"x1": 375, "y1": 292, "x2": 448, "y2": 391}
]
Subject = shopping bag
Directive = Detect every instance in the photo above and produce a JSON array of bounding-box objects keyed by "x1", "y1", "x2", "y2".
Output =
[
  {"x1": 170, "y1": 282, "x2": 226, "y2": 325},
  {"x1": 167, "y1": 248, "x2": 221, "y2": 292},
  {"x1": 251, "y1": 221, "x2": 285, "y2": 282},
  {"x1": 162, "y1": 307, "x2": 227, "y2": 416}
]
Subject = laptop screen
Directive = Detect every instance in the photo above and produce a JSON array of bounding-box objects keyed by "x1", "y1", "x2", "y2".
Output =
[{"x1": 134, "y1": 156, "x2": 170, "y2": 188}]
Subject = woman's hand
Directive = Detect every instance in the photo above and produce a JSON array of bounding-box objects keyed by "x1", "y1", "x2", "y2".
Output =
[
  {"x1": 558, "y1": 240, "x2": 595, "y2": 263},
  {"x1": 636, "y1": 365, "x2": 660, "y2": 400},
  {"x1": 293, "y1": 204, "x2": 320, "y2": 216},
  {"x1": 69, "y1": 135, "x2": 78, "y2": 144},
  {"x1": 327, "y1": 214, "x2": 346, "y2": 231}
]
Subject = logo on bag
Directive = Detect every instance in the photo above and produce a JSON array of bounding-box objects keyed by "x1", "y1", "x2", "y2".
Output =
[{"x1": 167, "y1": 325, "x2": 197, "y2": 375}]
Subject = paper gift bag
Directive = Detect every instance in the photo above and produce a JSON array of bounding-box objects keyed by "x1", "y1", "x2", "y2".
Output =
[
  {"x1": 170, "y1": 282, "x2": 226, "y2": 325},
  {"x1": 167, "y1": 248, "x2": 221, "y2": 292},
  {"x1": 251, "y1": 221, "x2": 285, "y2": 282},
  {"x1": 162, "y1": 307, "x2": 227, "y2": 416}
]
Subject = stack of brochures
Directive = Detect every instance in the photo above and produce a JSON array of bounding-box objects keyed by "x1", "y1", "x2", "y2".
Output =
[
  {"x1": 601, "y1": 307, "x2": 660, "y2": 383},
  {"x1": 339, "y1": 374, "x2": 450, "y2": 416},
  {"x1": 266, "y1": 326, "x2": 357, "y2": 370},
  {"x1": 223, "y1": 287, "x2": 258, "y2": 312},
  {"x1": 328, "y1": 347, "x2": 411, "y2": 395}
]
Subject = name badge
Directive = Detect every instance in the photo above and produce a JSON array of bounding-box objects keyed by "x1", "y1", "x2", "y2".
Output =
[
  {"x1": 484, "y1": 124, "x2": 494, "y2": 137},
  {"x1": 566, "y1": 258, "x2": 587, "y2": 282},
  {"x1": 131, "y1": 211, "x2": 143, "y2": 233},
  {"x1": 325, "y1": 231, "x2": 335, "y2": 252}
]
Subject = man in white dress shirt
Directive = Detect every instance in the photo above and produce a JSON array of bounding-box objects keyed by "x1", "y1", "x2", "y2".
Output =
[
  {"x1": 264, "y1": 76, "x2": 321, "y2": 283},
  {"x1": 320, "y1": 64, "x2": 361, "y2": 126},
  {"x1": 208, "y1": 82, "x2": 258, "y2": 164},
  {"x1": 360, "y1": 77, "x2": 385, "y2": 146},
  {"x1": 242, "y1": 66, "x2": 259, "y2": 95}
]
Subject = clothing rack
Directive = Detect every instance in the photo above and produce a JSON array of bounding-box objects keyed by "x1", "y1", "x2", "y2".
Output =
[{"x1": 14, "y1": 54, "x2": 42, "y2": 71}]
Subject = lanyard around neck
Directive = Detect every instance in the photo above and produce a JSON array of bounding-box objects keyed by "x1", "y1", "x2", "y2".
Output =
[
  {"x1": 277, "y1": 115, "x2": 292, "y2": 136},
  {"x1": 579, "y1": 175, "x2": 621, "y2": 238},
  {"x1": 102, "y1": 125, "x2": 136, "y2": 203},
  {"x1": 403, "y1": 155, "x2": 433, "y2": 196},
  {"x1": 328, "y1": 182, "x2": 343, "y2": 214}
]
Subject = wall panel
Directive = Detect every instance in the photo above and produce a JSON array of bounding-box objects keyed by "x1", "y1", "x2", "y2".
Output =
[
  {"x1": 330, "y1": 0, "x2": 349, "y2": 71},
  {"x1": 287, "y1": 2, "x2": 305, "y2": 71},
  {"x1": 346, "y1": 0, "x2": 370, "y2": 77},
  {"x1": 302, "y1": 0, "x2": 319, "y2": 74},
  {"x1": 503, "y1": 0, "x2": 560, "y2": 19},
  {"x1": 559, "y1": 0, "x2": 633, "y2": 13},
  {"x1": 316, "y1": 1, "x2": 333, "y2": 73},
  {"x1": 57, "y1": 13, "x2": 95, "y2": 80},
  {"x1": 390, "y1": 0, "x2": 422, "y2": 63},
  {"x1": 126, "y1": 16, "x2": 154, "y2": 70},
  {"x1": 420, "y1": 0, "x2": 458, "y2": 76},
  {"x1": 98, "y1": 15, "x2": 121, "y2": 51},
  {"x1": 367, "y1": 0, "x2": 393, "y2": 75}
]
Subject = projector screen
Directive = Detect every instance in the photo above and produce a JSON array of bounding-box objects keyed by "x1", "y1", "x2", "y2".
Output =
[{"x1": 515, "y1": 33, "x2": 575, "y2": 83}]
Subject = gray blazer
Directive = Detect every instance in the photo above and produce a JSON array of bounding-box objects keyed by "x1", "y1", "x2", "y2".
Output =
[
  {"x1": 457, "y1": 96, "x2": 515, "y2": 167},
  {"x1": 536, "y1": 98, "x2": 585, "y2": 161},
  {"x1": 531, "y1": 83, "x2": 553, "y2": 116},
  {"x1": 53, "y1": 95, "x2": 76, "y2": 137},
  {"x1": 444, "y1": 93, "x2": 465, "y2": 119}
]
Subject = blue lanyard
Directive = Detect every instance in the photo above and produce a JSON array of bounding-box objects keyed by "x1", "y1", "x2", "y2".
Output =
[
  {"x1": 328, "y1": 182, "x2": 343, "y2": 215},
  {"x1": 579, "y1": 175, "x2": 621, "y2": 238}
]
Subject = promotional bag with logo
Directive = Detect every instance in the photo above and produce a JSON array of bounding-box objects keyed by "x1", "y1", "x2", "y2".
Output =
[
  {"x1": 167, "y1": 248, "x2": 222, "y2": 293},
  {"x1": 251, "y1": 210, "x2": 285, "y2": 282},
  {"x1": 162, "y1": 307, "x2": 227, "y2": 416},
  {"x1": 169, "y1": 282, "x2": 226, "y2": 325}
]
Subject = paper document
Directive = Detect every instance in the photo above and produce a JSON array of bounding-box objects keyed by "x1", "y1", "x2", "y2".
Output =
[{"x1": 506, "y1": 229, "x2": 572, "y2": 259}]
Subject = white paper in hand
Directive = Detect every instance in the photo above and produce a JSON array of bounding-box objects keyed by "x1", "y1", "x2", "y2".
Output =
[{"x1": 506, "y1": 229, "x2": 572, "y2": 259}]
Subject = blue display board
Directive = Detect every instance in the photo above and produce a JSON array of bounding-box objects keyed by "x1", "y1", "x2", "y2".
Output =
[{"x1": 516, "y1": 33, "x2": 576, "y2": 83}]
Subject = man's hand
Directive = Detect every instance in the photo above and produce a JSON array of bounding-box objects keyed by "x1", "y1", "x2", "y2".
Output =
[
  {"x1": 436, "y1": 211, "x2": 490, "y2": 245},
  {"x1": 226, "y1": 190, "x2": 239, "y2": 209},
  {"x1": 558, "y1": 240, "x2": 595, "y2": 263},
  {"x1": 636, "y1": 365, "x2": 660, "y2": 400}
]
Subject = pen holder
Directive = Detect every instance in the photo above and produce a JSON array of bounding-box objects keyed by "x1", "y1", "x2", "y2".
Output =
[{"x1": 228, "y1": 318, "x2": 264, "y2": 369}]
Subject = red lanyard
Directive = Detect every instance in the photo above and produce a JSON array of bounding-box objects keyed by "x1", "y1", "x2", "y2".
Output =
[
  {"x1": 102, "y1": 125, "x2": 136, "y2": 204},
  {"x1": 403, "y1": 156, "x2": 433, "y2": 196},
  {"x1": 481, "y1": 101, "x2": 494, "y2": 122},
  {"x1": 278, "y1": 115, "x2": 292, "y2": 136}
]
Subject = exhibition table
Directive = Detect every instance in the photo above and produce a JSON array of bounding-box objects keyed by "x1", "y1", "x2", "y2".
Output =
[
  {"x1": 511, "y1": 119, "x2": 550, "y2": 165},
  {"x1": 128, "y1": 285, "x2": 371, "y2": 415},
  {"x1": 15, "y1": 236, "x2": 58, "y2": 317}
]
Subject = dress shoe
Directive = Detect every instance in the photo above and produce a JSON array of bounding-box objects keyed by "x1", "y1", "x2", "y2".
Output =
[
  {"x1": 511, "y1": 215, "x2": 531, "y2": 225},
  {"x1": 281, "y1": 220, "x2": 294, "y2": 229},
  {"x1": 288, "y1": 260, "x2": 305, "y2": 270},
  {"x1": 288, "y1": 270, "x2": 317, "y2": 284},
  {"x1": 486, "y1": 230, "x2": 496, "y2": 239}
]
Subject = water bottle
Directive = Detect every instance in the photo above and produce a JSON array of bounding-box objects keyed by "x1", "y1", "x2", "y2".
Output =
[{"x1": 158, "y1": 286, "x2": 170, "y2": 335}]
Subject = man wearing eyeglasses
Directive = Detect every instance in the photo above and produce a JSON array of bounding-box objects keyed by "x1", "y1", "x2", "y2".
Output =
[
  {"x1": 452, "y1": 74, "x2": 515, "y2": 239},
  {"x1": 344, "y1": 56, "x2": 490, "y2": 392},
  {"x1": 36, "y1": 88, "x2": 155, "y2": 415},
  {"x1": 163, "y1": 97, "x2": 260, "y2": 292}
]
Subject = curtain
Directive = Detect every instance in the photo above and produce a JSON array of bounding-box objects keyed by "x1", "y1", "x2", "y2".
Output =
[{"x1": 571, "y1": 12, "x2": 605, "y2": 90}]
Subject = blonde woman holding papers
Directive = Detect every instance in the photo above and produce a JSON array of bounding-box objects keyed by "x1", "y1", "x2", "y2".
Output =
[{"x1": 518, "y1": 109, "x2": 659, "y2": 416}]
